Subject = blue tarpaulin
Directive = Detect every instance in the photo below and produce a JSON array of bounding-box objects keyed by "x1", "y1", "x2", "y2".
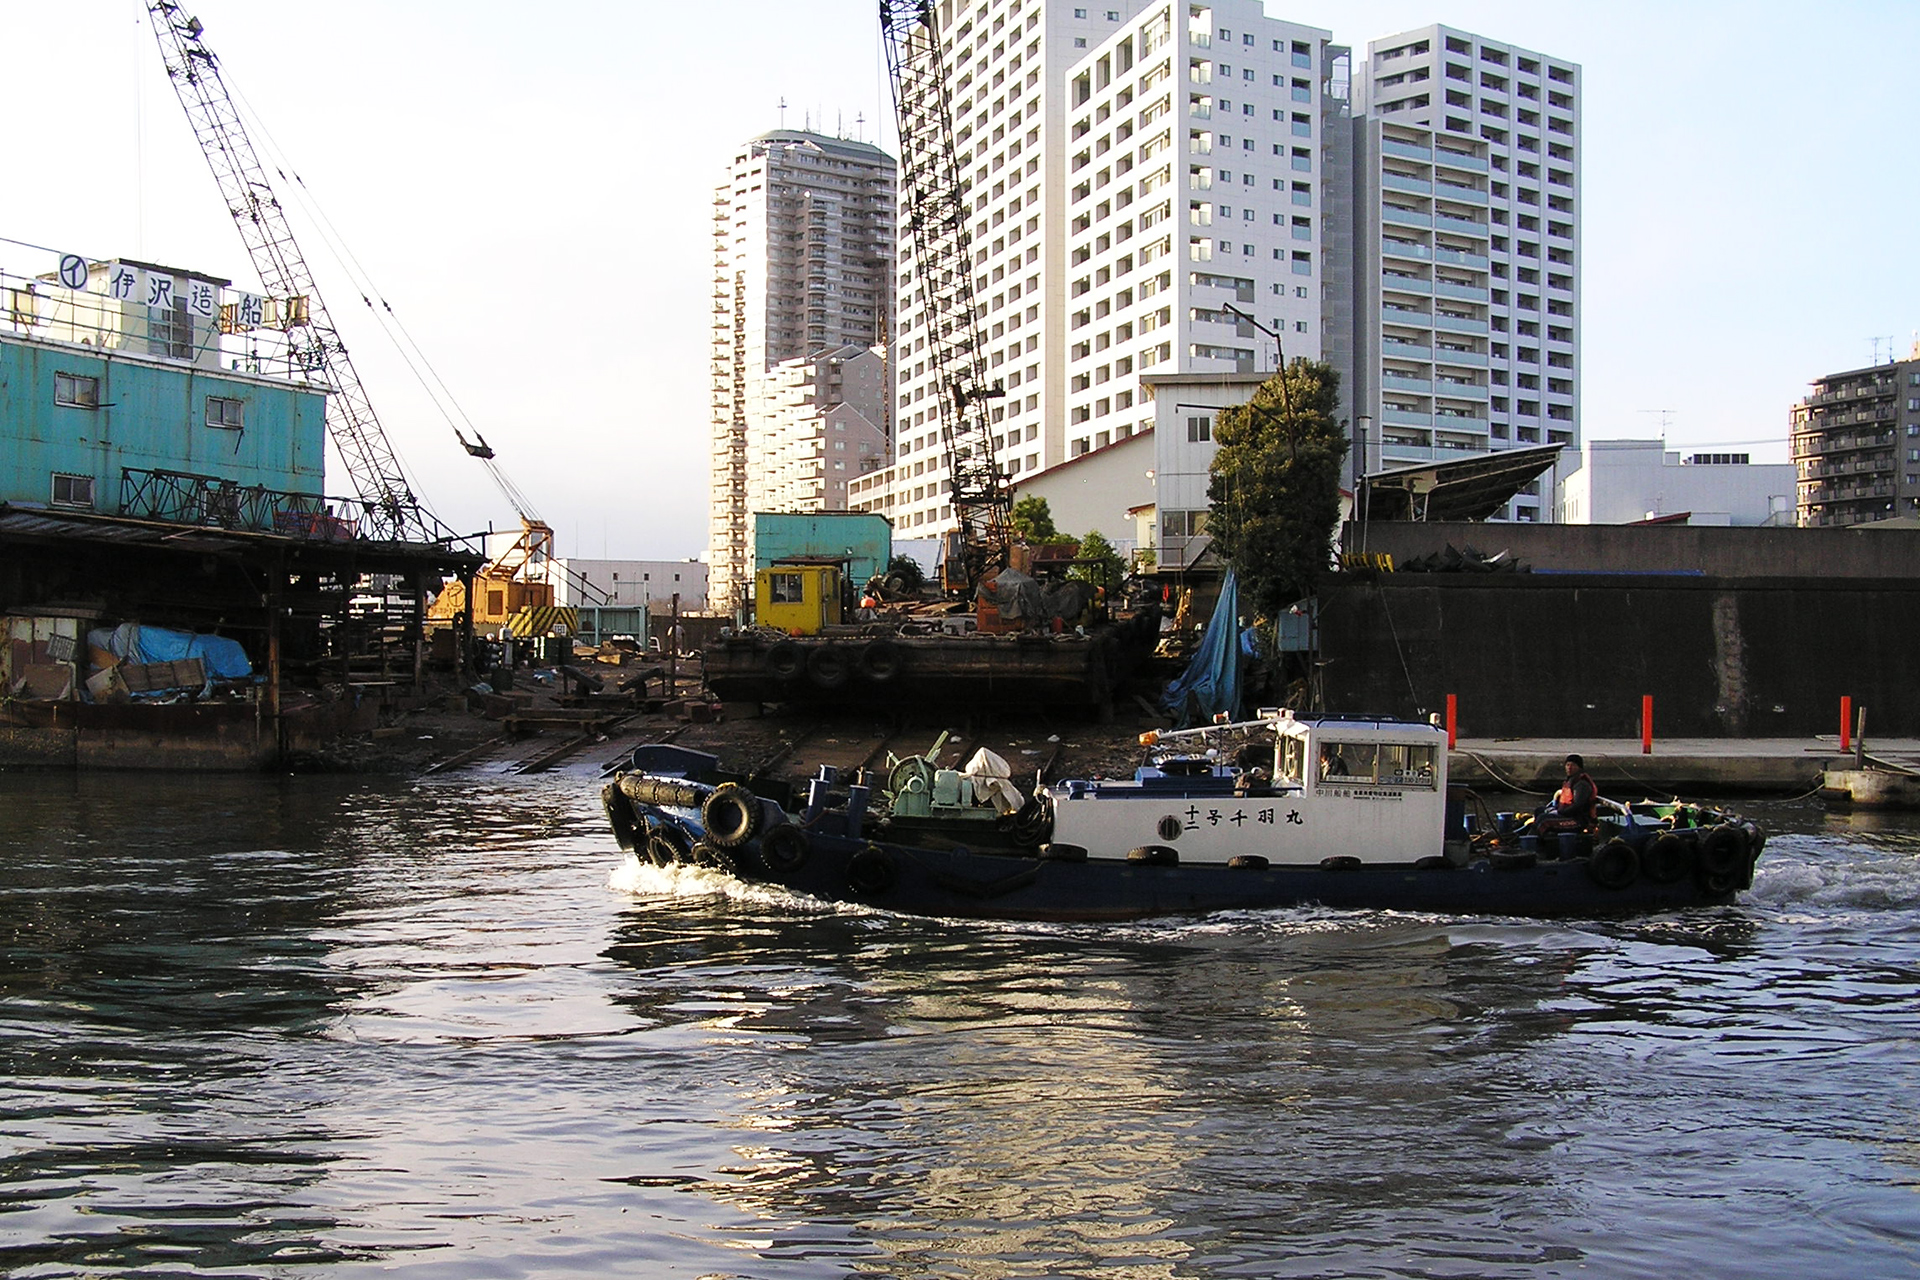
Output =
[
  {"x1": 1160, "y1": 569, "x2": 1246, "y2": 727},
  {"x1": 86, "y1": 624, "x2": 253, "y2": 698}
]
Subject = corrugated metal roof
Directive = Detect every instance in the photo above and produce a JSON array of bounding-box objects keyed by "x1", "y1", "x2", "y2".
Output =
[{"x1": 0, "y1": 503, "x2": 484, "y2": 568}]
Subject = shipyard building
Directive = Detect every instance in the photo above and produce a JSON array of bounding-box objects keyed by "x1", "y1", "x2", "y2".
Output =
[{"x1": 0, "y1": 248, "x2": 480, "y2": 767}]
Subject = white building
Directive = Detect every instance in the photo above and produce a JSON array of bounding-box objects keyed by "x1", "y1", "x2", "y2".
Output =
[
  {"x1": 1558, "y1": 439, "x2": 1797, "y2": 527},
  {"x1": 747, "y1": 344, "x2": 890, "y2": 514},
  {"x1": 710, "y1": 130, "x2": 897, "y2": 610},
  {"x1": 856, "y1": 0, "x2": 1347, "y2": 544},
  {"x1": 1349, "y1": 25, "x2": 1581, "y2": 523},
  {"x1": 553, "y1": 559, "x2": 709, "y2": 613}
]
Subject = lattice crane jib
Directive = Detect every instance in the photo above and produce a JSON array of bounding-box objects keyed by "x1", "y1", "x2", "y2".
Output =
[
  {"x1": 146, "y1": 2, "x2": 435, "y2": 544},
  {"x1": 880, "y1": 0, "x2": 1012, "y2": 589}
]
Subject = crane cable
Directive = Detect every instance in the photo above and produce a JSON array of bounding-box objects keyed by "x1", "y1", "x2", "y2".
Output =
[{"x1": 219, "y1": 70, "x2": 541, "y2": 524}]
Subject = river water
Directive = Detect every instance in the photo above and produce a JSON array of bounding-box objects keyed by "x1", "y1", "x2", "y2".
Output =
[{"x1": 1, "y1": 770, "x2": 1916, "y2": 1278}]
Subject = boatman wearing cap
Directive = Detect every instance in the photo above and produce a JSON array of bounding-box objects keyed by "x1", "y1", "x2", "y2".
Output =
[{"x1": 1541, "y1": 754, "x2": 1598, "y2": 832}]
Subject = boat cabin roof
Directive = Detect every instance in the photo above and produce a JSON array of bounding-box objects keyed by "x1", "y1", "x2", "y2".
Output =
[{"x1": 1277, "y1": 714, "x2": 1444, "y2": 746}]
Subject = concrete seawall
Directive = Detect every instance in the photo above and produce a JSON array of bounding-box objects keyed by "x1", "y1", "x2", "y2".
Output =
[
  {"x1": 1447, "y1": 736, "x2": 1909, "y2": 796},
  {"x1": 1320, "y1": 573, "x2": 1920, "y2": 738}
]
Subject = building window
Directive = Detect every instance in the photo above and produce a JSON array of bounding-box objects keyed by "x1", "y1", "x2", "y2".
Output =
[
  {"x1": 54, "y1": 372, "x2": 99, "y2": 408},
  {"x1": 1187, "y1": 415, "x2": 1212, "y2": 442},
  {"x1": 206, "y1": 396, "x2": 245, "y2": 429},
  {"x1": 51, "y1": 473, "x2": 95, "y2": 509}
]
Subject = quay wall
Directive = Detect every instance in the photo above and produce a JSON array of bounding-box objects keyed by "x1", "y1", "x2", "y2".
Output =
[
  {"x1": 1346, "y1": 520, "x2": 1920, "y2": 579},
  {"x1": 1317, "y1": 573, "x2": 1920, "y2": 738}
]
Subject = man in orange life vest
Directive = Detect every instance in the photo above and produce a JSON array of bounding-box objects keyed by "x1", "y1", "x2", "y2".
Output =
[{"x1": 1539, "y1": 753, "x2": 1598, "y2": 833}]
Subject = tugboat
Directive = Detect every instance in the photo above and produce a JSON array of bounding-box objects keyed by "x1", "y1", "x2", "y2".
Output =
[{"x1": 601, "y1": 711, "x2": 1765, "y2": 922}]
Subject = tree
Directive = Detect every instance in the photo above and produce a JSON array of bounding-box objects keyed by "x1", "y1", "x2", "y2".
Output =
[
  {"x1": 1205, "y1": 358, "x2": 1350, "y2": 618},
  {"x1": 1068, "y1": 529, "x2": 1125, "y2": 590},
  {"x1": 1010, "y1": 495, "x2": 1070, "y2": 544}
]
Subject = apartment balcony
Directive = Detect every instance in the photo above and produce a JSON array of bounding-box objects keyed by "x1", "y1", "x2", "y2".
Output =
[
  {"x1": 1382, "y1": 273, "x2": 1432, "y2": 295},
  {"x1": 1382, "y1": 206, "x2": 1433, "y2": 230},
  {"x1": 1433, "y1": 344, "x2": 1489, "y2": 367},
  {"x1": 1381, "y1": 338, "x2": 1434, "y2": 359},
  {"x1": 1381, "y1": 172, "x2": 1433, "y2": 197},
  {"x1": 1434, "y1": 280, "x2": 1490, "y2": 302},
  {"x1": 1433, "y1": 411, "x2": 1491, "y2": 432},
  {"x1": 1432, "y1": 147, "x2": 1490, "y2": 174},
  {"x1": 1434, "y1": 181, "x2": 1489, "y2": 206},
  {"x1": 1433, "y1": 212, "x2": 1489, "y2": 236},
  {"x1": 1434, "y1": 377, "x2": 1489, "y2": 400},
  {"x1": 1431, "y1": 312, "x2": 1490, "y2": 335},
  {"x1": 1380, "y1": 373, "x2": 1433, "y2": 395},
  {"x1": 1380, "y1": 139, "x2": 1433, "y2": 164},
  {"x1": 1382, "y1": 238, "x2": 1431, "y2": 262},
  {"x1": 1432, "y1": 246, "x2": 1490, "y2": 268},
  {"x1": 1382, "y1": 407, "x2": 1433, "y2": 428}
]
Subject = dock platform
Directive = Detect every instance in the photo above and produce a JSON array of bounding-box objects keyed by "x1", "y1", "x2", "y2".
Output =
[{"x1": 1448, "y1": 736, "x2": 1920, "y2": 796}]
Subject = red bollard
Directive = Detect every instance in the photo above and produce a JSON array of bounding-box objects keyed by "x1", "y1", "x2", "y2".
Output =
[
  {"x1": 1841, "y1": 695, "x2": 1853, "y2": 752},
  {"x1": 1641, "y1": 695, "x2": 1654, "y2": 755},
  {"x1": 1446, "y1": 693, "x2": 1457, "y2": 749}
]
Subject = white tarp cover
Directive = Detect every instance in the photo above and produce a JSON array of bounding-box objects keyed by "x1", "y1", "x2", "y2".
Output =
[{"x1": 963, "y1": 747, "x2": 1023, "y2": 814}]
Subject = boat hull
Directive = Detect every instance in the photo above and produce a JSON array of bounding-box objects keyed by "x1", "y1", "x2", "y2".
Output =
[{"x1": 617, "y1": 816, "x2": 1746, "y2": 922}]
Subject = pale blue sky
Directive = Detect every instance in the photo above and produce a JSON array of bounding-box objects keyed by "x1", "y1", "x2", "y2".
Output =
[{"x1": 4, "y1": 2, "x2": 1915, "y2": 558}]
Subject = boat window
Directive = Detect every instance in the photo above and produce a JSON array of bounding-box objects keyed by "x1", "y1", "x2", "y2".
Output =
[
  {"x1": 768, "y1": 572, "x2": 805, "y2": 604},
  {"x1": 1319, "y1": 741, "x2": 1375, "y2": 782},
  {"x1": 1377, "y1": 742, "x2": 1438, "y2": 789}
]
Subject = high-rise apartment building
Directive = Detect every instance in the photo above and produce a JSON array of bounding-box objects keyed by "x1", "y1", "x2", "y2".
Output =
[
  {"x1": 1350, "y1": 25, "x2": 1581, "y2": 522},
  {"x1": 1791, "y1": 355, "x2": 1920, "y2": 527},
  {"x1": 710, "y1": 130, "x2": 896, "y2": 609},
  {"x1": 853, "y1": 0, "x2": 1347, "y2": 543},
  {"x1": 746, "y1": 344, "x2": 891, "y2": 515}
]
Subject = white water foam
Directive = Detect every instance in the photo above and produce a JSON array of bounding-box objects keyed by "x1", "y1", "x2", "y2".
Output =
[{"x1": 1748, "y1": 852, "x2": 1920, "y2": 911}]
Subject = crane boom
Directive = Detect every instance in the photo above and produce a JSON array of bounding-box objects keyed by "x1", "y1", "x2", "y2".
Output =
[
  {"x1": 146, "y1": 1, "x2": 438, "y2": 543},
  {"x1": 880, "y1": 0, "x2": 1012, "y2": 591}
]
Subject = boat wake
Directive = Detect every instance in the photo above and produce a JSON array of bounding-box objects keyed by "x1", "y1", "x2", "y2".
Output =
[
  {"x1": 1748, "y1": 850, "x2": 1920, "y2": 911},
  {"x1": 606, "y1": 854, "x2": 857, "y2": 915}
]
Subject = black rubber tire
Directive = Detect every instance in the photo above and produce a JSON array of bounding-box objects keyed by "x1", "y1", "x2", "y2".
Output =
[
  {"x1": 1699, "y1": 825, "x2": 1746, "y2": 877},
  {"x1": 702, "y1": 782, "x2": 761, "y2": 849},
  {"x1": 1698, "y1": 824, "x2": 1749, "y2": 894},
  {"x1": 1642, "y1": 833, "x2": 1692, "y2": 884},
  {"x1": 759, "y1": 823, "x2": 809, "y2": 874},
  {"x1": 1489, "y1": 849, "x2": 1537, "y2": 870},
  {"x1": 1588, "y1": 838, "x2": 1640, "y2": 890},
  {"x1": 689, "y1": 840, "x2": 736, "y2": 874},
  {"x1": 645, "y1": 827, "x2": 686, "y2": 868},
  {"x1": 807, "y1": 645, "x2": 850, "y2": 690},
  {"x1": 1228, "y1": 854, "x2": 1270, "y2": 871},
  {"x1": 603, "y1": 784, "x2": 641, "y2": 851},
  {"x1": 1041, "y1": 842, "x2": 1088, "y2": 863},
  {"x1": 764, "y1": 642, "x2": 804, "y2": 681},
  {"x1": 847, "y1": 845, "x2": 897, "y2": 896},
  {"x1": 1127, "y1": 845, "x2": 1179, "y2": 866},
  {"x1": 1320, "y1": 855, "x2": 1363, "y2": 871},
  {"x1": 858, "y1": 640, "x2": 903, "y2": 683}
]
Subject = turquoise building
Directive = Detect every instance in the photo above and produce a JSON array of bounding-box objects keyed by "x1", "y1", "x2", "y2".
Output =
[
  {"x1": 2, "y1": 255, "x2": 328, "y2": 529},
  {"x1": 748, "y1": 511, "x2": 894, "y2": 588}
]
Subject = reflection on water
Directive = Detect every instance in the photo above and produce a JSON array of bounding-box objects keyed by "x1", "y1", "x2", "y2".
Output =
[{"x1": 1, "y1": 776, "x2": 1917, "y2": 1278}]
